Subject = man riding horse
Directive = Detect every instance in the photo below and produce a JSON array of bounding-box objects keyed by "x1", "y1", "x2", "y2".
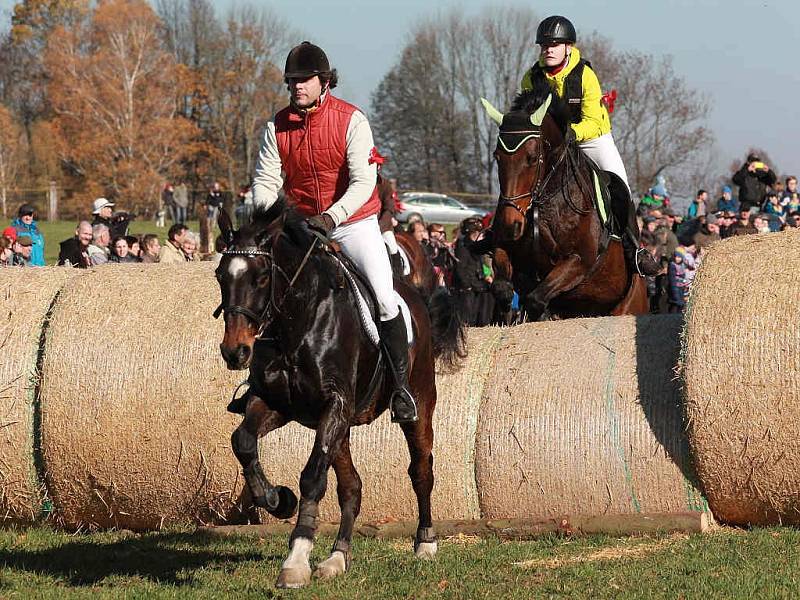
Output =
[
  {"x1": 521, "y1": 15, "x2": 660, "y2": 277},
  {"x1": 251, "y1": 41, "x2": 418, "y2": 423}
]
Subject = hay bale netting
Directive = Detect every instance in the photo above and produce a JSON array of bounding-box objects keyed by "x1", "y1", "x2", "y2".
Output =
[
  {"x1": 683, "y1": 229, "x2": 800, "y2": 526},
  {"x1": 476, "y1": 315, "x2": 706, "y2": 519},
  {"x1": 0, "y1": 267, "x2": 78, "y2": 523},
  {"x1": 39, "y1": 264, "x2": 243, "y2": 530},
  {"x1": 256, "y1": 327, "x2": 504, "y2": 523}
]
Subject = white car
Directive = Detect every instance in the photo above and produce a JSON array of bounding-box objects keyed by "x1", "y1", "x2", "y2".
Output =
[{"x1": 395, "y1": 192, "x2": 488, "y2": 223}]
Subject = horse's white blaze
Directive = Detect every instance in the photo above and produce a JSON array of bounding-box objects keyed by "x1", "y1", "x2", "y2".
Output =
[
  {"x1": 227, "y1": 256, "x2": 248, "y2": 279},
  {"x1": 415, "y1": 541, "x2": 438, "y2": 560},
  {"x1": 282, "y1": 537, "x2": 313, "y2": 571}
]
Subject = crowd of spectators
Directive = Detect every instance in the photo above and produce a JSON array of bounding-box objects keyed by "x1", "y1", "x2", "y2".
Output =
[
  {"x1": 3, "y1": 153, "x2": 796, "y2": 325},
  {"x1": 637, "y1": 153, "x2": 799, "y2": 314}
]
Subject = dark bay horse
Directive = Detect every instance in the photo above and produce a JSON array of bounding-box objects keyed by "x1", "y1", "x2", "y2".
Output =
[
  {"x1": 394, "y1": 230, "x2": 437, "y2": 299},
  {"x1": 214, "y1": 205, "x2": 465, "y2": 588},
  {"x1": 481, "y1": 88, "x2": 648, "y2": 321}
]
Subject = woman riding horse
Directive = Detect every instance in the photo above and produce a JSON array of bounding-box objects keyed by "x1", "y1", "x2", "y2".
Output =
[{"x1": 521, "y1": 15, "x2": 660, "y2": 277}]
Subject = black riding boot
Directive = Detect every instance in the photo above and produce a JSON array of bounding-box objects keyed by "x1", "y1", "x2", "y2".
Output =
[{"x1": 380, "y1": 313, "x2": 417, "y2": 424}]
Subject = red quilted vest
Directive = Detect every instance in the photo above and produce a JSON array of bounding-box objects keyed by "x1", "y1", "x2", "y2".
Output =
[{"x1": 274, "y1": 94, "x2": 380, "y2": 224}]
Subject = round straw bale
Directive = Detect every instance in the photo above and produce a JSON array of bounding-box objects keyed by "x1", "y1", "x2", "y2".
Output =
[
  {"x1": 39, "y1": 264, "x2": 243, "y2": 530},
  {"x1": 476, "y1": 315, "x2": 705, "y2": 518},
  {"x1": 0, "y1": 267, "x2": 78, "y2": 523},
  {"x1": 683, "y1": 229, "x2": 800, "y2": 525},
  {"x1": 257, "y1": 327, "x2": 503, "y2": 522}
]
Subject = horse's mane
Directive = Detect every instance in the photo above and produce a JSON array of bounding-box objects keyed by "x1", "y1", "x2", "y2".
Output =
[
  {"x1": 510, "y1": 77, "x2": 571, "y2": 136},
  {"x1": 245, "y1": 200, "x2": 313, "y2": 248}
]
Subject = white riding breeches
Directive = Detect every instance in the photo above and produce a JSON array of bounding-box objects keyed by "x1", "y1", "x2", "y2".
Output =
[
  {"x1": 382, "y1": 230, "x2": 399, "y2": 255},
  {"x1": 579, "y1": 132, "x2": 629, "y2": 190},
  {"x1": 331, "y1": 215, "x2": 399, "y2": 321}
]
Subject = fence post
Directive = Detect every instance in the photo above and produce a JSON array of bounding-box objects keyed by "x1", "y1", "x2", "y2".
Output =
[
  {"x1": 1, "y1": 187, "x2": 6, "y2": 219},
  {"x1": 48, "y1": 180, "x2": 58, "y2": 221}
]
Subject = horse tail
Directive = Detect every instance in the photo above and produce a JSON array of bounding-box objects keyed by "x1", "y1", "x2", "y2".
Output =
[{"x1": 426, "y1": 287, "x2": 467, "y2": 369}]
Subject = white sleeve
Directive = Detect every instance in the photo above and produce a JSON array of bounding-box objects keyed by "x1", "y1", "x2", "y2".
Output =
[
  {"x1": 323, "y1": 111, "x2": 378, "y2": 226},
  {"x1": 252, "y1": 121, "x2": 284, "y2": 209}
]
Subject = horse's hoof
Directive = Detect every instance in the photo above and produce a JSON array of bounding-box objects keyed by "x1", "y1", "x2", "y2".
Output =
[
  {"x1": 269, "y1": 486, "x2": 298, "y2": 520},
  {"x1": 276, "y1": 566, "x2": 311, "y2": 589},
  {"x1": 414, "y1": 540, "x2": 438, "y2": 560},
  {"x1": 313, "y1": 551, "x2": 348, "y2": 580}
]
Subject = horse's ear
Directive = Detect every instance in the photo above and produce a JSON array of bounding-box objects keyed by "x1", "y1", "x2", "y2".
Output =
[
  {"x1": 530, "y1": 94, "x2": 552, "y2": 127},
  {"x1": 480, "y1": 98, "x2": 504, "y2": 126},
  {"x1": 218, "y1": 208, "x2": 235, "y2": 245}
]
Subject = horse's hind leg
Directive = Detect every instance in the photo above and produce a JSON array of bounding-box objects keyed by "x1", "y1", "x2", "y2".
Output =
[
  {"x1": 276, "y1": 395, "x2": 350, "y2": 589},
  {"x1": 400, "y1": 386, "x2": 437, "y2": 560},
  {"x1": 314, "y1": 432, "x2": 361, "y2": 580},
  {"x1": 231, "y1": 395, "x2": 296, "y2": 519}
]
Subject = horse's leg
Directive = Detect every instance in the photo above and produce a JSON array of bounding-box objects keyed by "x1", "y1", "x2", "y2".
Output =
[
  {"x1": 276, "y1": 396, "x2": 350, "y2": 589},
  {"x1": 611, "y1": 274, "x2": 650, "y2": 316},
  {"x1": 525, "y1": 255, "x2": 585, "y2": 320},
  {"x1": 313, "y1": 432, "x2": 361, "y2": 580},
  {"x1": 400, "y1": 383, "x2": 437, "y2": 560},
  {"x1": 231, "y1": 395, "x2": 297, "y2": 519}
]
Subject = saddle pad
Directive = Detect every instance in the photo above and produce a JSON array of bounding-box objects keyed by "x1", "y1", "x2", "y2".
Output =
[
  {"x1": 338, "y1": 259, "x2": 414, "y2": 348},
  {"x1": 592, "y1": 170, "x2": 610, "y2": 225},
  {"x1": 397, "y1": 245, "x2": 412, "y2": 276}
]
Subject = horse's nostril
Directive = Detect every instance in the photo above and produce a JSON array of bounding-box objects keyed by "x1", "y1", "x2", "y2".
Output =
[{"x1": 236, "y1": 344, "x2": 251, "y2": 363}]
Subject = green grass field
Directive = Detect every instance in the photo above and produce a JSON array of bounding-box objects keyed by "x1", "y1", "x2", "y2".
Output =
[{"x1": 0, "y1": 526, "x2": 797, "y2": 598}]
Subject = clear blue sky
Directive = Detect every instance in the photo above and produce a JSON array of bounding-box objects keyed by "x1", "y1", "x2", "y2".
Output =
[{"x1": 2, "y1": 0, "x2": 798, "y2": 179}]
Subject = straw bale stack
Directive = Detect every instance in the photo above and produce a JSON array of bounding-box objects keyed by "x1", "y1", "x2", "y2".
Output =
[
  {"x1": 476, "y1": 315, "x2": 706, "y2": 518},
  {"x1": 683, "y1": 229, "x2": 800, "y2": 525},
  {"x1": 0, "y1": 267, "x2": 78, "y2": 522},
  {"x1": 39, "y1": 264, "x2": 243, "y2": 529}
]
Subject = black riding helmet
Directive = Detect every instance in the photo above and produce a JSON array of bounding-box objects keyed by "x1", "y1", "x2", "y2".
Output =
[
  {"x1": 284, "y1": 41, "x2": 330, "y2": 79},
  {"x1": 536, "y1": 16, "x2": 577, "y2": 45}
]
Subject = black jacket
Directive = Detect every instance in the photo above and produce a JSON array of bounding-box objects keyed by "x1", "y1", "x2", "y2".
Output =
[
  {"x1": 453, "y1": 238, "x2": 488, "y2": 292},
  {"x1": 732, "y1": 164, "x2": 777, "y2": 210},
  {"x1": 57, "y1": 237, "x2": 90, "y2": 268}
]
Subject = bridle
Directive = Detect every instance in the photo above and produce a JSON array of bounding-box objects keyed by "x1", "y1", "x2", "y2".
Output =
[
  {"x1": 213, "y1": 236, "x2": 318, "y2": 335},
  {"x1": 498, "y1": 129, "x2": 569, "y2": 218}
]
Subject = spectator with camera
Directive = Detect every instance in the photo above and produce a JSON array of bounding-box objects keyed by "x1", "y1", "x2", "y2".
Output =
[
  {"x1": 57, "y1": 221, "x2": 93, "y2": 268},
  {"x1": 454, "y1": 218, "x2": 494, "y2": 326},
  {"x1": 90, "y1": 197, "x2": 133, "y2": 239},
  {"x1": 10, "y1": 204, "x2": 45, "y2": 266},
  {"x1": 732, "y1": 154, "x2": 777, "y2": 212}
]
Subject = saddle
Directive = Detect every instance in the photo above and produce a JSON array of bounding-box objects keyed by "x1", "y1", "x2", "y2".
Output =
[{"x1": 572, "y1": 150, "x2": 631, "y2": 243}]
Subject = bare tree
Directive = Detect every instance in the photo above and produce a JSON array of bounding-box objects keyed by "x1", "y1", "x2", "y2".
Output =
[{"x1": 372, "y1": 7, "x2": 539, "y2": 193}]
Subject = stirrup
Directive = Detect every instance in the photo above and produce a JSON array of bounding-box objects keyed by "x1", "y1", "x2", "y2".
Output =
[{"x1": 390, "y1": 388, "x2": 418, "y2": 424}]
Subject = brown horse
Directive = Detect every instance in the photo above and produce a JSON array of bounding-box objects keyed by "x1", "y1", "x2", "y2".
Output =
[
  {"x1": 214, "y1": 204, "x2": 465, "y2": 588},
  {"x1": 394, "y1": 231, "x2": 437, "y2": 299},
  {"x1": 481, "y1": 87, "x2": 648, "y2": 321}
]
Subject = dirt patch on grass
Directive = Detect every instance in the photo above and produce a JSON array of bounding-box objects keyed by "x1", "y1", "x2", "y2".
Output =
[{"x1": 513, "y1": 534, "x2": 688, "y2": 569}]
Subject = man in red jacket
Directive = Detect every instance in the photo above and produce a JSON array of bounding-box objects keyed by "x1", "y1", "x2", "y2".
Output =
[{"x1": 251, "y1": 42, "x2": 416, "y2": 424}]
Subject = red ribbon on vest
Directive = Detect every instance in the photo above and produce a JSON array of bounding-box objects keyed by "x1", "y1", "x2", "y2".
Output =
[{"x1": 602, "y1": 89, "x2": 617, "y2": 114}]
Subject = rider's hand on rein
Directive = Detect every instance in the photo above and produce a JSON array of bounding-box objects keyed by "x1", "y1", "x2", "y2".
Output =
[{"x1": 307, "y1": 213, "x2": 335, "y2": 236}]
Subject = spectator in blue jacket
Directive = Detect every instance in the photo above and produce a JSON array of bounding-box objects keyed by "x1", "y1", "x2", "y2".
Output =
[
  {"x1": 11, "y1": 204, "x2": 45, "y2": 266},
  {"x1": 716, "y1": 186, "x2": 739, "y2": 213},
  {"x1": 687, "y1": 190, "x2": 708, "y2": 219}
]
